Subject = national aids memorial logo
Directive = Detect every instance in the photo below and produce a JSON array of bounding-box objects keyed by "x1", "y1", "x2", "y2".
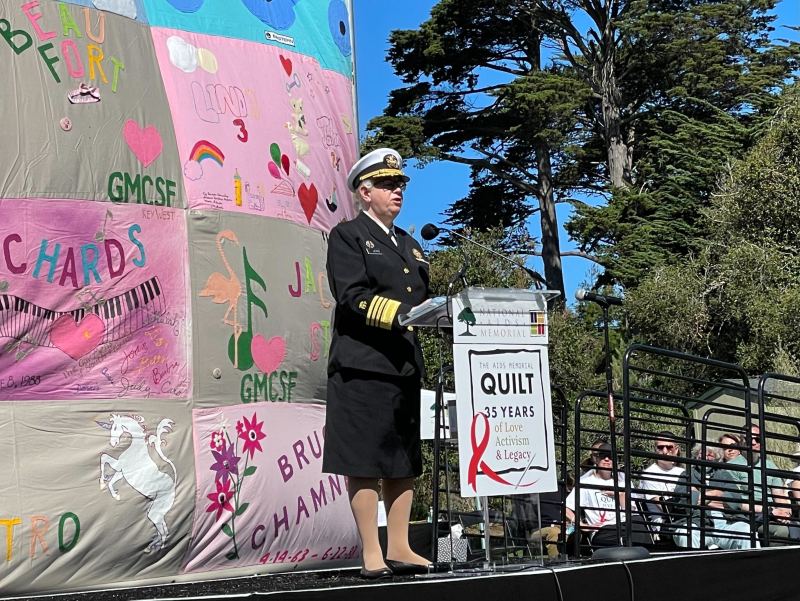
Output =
[{"x1": 457, "y1": 306, "x2": 477, "y2": 336}]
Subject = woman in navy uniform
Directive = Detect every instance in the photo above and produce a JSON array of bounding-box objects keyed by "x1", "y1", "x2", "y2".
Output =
[{"x1": 323, "y1": 148, "x2": 432, "y2": 578}]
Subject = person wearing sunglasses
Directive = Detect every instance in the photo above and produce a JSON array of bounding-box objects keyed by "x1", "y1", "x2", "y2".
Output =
[
  {"x1": 724, "y1": 425, "x2": 792, "y2": 542},
  {"x1": 323, "y1": 148, "x2": 432, "y2": 579},
  {"x1": 669, "y1": 444, "x2": 756, "y2": 550},
  {"x1": 566, "y1": 442, "x2": 627, "y2": 548},
  {"x1": 639, "y1": 431, "x2": 685, "y2": 501}
]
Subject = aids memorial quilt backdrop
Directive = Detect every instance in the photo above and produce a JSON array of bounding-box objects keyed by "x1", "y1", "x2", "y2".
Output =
[
  {"x1": 0, "y1": 199, "x2": 189, "y2": 400},
  {"x1": 0, "y1": 0, "x2": 358, "y2": 595},
  {"x1": 189, "y1": 211, "x2": 331, "y2": 406},
  {"x1": 0, "y1": 399, "x2": 195, "y2": 594},
  {"x1": 184, "y1": 403, "x2": 358, "y2": 572}
]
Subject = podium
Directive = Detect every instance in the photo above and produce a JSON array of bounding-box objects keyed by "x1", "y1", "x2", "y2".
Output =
[{"x1": 401, "y1": 287, "x2": 560, "y2": 570}]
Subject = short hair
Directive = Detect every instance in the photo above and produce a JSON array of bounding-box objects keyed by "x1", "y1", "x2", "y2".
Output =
[
  {"x1": 655, "y1": 430, "x2": 678, "y2": 442},
  {"x1": 692, "y1": 443, "x2": 722, "y2": 462},
  {"x1": 352, "y1": 178, "x2": 375, "y2": 210}
]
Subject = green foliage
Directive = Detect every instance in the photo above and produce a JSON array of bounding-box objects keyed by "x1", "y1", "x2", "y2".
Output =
[
  {"x1": 364, "y1": 0, "x2": 602, "y2": 296},
  {"x1": 547, "y1": 309, "x2": 605, "y2": 400},
  {"x1": 626, "y1": 85, "x2": 800, "y2": 375},
  {"x1": 625, "y1": 262, "x2": 711, "y2": 355},
  {"x1": 566, "y1": 0, "x2": 799, "y2": 287},
  {"x1": 368, "y1": 0, "x2": 799, "y2": 293}
]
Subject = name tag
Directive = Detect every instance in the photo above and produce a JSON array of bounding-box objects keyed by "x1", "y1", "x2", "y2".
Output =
[{"x1": 365, "y1": 240, "x2": 382, "y2": 255}]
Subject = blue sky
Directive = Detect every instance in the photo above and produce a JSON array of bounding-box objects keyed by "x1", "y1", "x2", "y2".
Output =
[{"x1": 351, "y1": 1, "x2": 800, "y2": 303}]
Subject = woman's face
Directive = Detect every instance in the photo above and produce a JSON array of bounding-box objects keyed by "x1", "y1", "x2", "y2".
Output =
[
  {"x1": 720, "y1": 436, "x2": 740, "y2": 462},
  {"x1": 361, "y1": 178, "x2": 405, "y2": 225}
]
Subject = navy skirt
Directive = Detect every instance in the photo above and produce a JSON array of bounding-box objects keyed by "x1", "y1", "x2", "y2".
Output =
[{"x1": 323, "y1": 368, "x2": 422, "y2": 479}]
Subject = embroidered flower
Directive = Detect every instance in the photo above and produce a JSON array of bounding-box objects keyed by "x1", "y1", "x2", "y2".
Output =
[
  {"x1": 209, "y1": 441, "x2": 240, "y2": 484},
  {"x1": 237, "y1": 412, "x2": 266, "y2": 460},
  {"x1": 206, "y1": 478, "x2": 234, "y2": 520},
  {"x1": 209, "y1": 430, "x2": 225, "y2": 451}
]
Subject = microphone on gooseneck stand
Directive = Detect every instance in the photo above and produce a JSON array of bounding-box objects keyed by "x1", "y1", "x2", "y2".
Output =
[
  {"x1": 574, "y1": 285, "x2": 647, "y2": 560},
  {"x1": 421, "y1": 223, "x2": 547, "y2": 289},
  {"x1": 575, "y1": 288, "x2": 623, "y2": 307}
]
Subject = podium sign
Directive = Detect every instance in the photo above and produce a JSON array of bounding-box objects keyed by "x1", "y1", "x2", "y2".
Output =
[{"x1": 452, "y1": 288, "x2": 558, "y2": 498}]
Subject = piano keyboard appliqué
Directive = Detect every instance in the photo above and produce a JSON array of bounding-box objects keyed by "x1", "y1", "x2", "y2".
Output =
[{"x1": 0, "y1": 276, "x2": 166, "y2": 358}]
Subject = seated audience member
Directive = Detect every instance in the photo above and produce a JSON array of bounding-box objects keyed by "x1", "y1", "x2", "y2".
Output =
[
  {"x1": 670, "y1": 444, "x2": 755, "y2": 550},
  {"x1": 638, "y1": 431, "x2": 685, "y2": 522},
  {"x1": 511, "y1": 480, "x2": 570, "y2": 559},
  {"x1": 788, "y1": 445, "x2": 800, "y2": 501},
  {"x1": 726, "y1": 425, "x2": 791, "y2": 541},
  {"x1": 788, "y1": 446, "x2": 800, "y2": 540},
  {"x1": 566, "y1": 443, "x2": 626, "y2": 548},
  {"x1": 579, "y1": 438, "x2": 608, "y2": 476},
  {"x1": 719, "y1": 433, "x2": 743, "y2": 464}
]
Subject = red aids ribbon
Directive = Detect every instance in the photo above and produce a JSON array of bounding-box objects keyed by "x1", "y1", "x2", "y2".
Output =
[{"x1": 468, "y1": 412, "x2": 527, "y2": 492}]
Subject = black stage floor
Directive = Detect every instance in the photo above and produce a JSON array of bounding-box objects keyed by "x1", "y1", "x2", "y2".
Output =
[{"x1": 9, "y1": 546, "x2": 800, "y2": 601}]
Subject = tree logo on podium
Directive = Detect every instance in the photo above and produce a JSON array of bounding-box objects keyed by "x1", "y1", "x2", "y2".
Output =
[{"x1": 457, "y1": 306, "x2": 476, "y2": 336}]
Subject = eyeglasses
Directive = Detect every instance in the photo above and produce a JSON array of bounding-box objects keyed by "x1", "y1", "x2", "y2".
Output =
[
  {"x1": 721, "y1": 444, "x2": 737, "y2": 450},
  {"x1": 656, "y1": 444, "x2": 675, "y2": 451},
  {"x1": 592, "y1": 453, "x2": 612, "y2": 461},
  {"x1": 372, "y1": 179, "x2": 407, "y2": 191}
]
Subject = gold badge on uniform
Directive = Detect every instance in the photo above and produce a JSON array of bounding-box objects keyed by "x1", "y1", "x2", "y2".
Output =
[
  {"x1": 359, "y1": 300, "x2": 368, "y2": 310},
  {"x1": 412, "y1": 248, "x2": 428, "y2": 263},
  {"x1": 365, "y1": 239, "x2": 381, "y2": 255}
]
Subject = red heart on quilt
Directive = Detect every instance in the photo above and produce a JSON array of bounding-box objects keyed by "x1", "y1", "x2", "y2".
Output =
[
  {"x1": 298, "y1": 183, "x2": 318, "y2": 224},
  {"x1": 50, "y1": 314, "x2": 105, "y2": 359},
  {"x1": 279, "y1": 55, "x2": 292, "y2": 76}
]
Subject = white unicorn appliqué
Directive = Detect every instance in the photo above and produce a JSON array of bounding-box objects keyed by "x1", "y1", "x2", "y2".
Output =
[{"x1": 98, "y1": 414, "x2": 177, "y2": 553}]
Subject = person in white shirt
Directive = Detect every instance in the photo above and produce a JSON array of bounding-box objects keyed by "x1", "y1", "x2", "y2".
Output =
[
  {"x1": 637, "y1": 432, "x2": 685, "y2": 532},
  {"x1": 566, "y1": 442, "x2": 626, "y2": 547},
  {"x1": 639, "y1": 431, "x2": 685, "y2": 499}
]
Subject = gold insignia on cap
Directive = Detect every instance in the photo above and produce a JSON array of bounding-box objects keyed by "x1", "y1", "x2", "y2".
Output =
[{"x1": 384, "y1": 154, "x2": 400, "y2": 169}]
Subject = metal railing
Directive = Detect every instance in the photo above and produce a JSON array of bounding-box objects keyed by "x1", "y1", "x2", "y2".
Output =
[{"x1": 567, "y1": 345, "x2": 800, "y2": 555}]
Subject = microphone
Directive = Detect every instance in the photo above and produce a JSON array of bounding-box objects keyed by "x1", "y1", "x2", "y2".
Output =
[
  {"x1": 420, "y1": 223, "x2": 440, "y2": 241},
  {"x1": 420, "y1": 223, "x2": 547, "y2": 288},
  {"x1": 575, "y1": 288, "x2": 623, "y2": 307}
]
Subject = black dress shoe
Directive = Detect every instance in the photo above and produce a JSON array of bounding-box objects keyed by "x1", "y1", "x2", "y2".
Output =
[
  {"x1": 385, "y1": 559, "x2": 433, "y2": 575},
  {"x1": 359, "y1": 566, "x2": 393, "y2": 580}
]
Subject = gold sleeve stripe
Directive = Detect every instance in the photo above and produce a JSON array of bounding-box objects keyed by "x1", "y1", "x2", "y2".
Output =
[
  {"x1": 366, "y1": 296, "x2": 381, "y2": 326},
  {"x1": 378, "y1": 299, "x2": 401, "y2": 330},
  {"x1": 371, "y1": 297, "x2": 389, "y2": 327},
  {"x1": 367, "y1": 296, "x2": 389, "y2": 327}
]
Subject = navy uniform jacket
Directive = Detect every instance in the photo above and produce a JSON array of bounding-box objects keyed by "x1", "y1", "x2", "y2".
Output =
[{"x1": 327, "y1": 211, "x2": 430, "y2": 378}]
